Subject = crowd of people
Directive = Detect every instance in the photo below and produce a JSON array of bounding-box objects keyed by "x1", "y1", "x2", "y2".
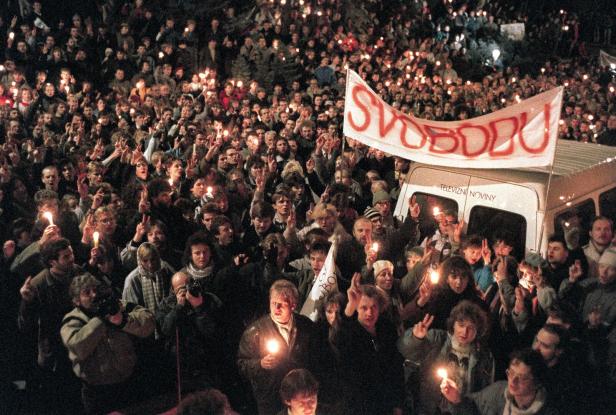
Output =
[{"x1": 1, "y1": 0, "x2": 616, "y2": 414}]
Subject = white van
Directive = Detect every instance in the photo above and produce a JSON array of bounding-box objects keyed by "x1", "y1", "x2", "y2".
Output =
[{"x1": 393, "y1": 140, "x2": 616, "y2": 257}]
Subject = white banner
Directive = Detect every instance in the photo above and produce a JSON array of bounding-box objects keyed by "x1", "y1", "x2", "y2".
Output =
[
  {"x1": 599, "y1": 50, "x2": 616, "y2": 68},
  {"x1": 343, "y1": 70, "x2": 563, "y2": 169},
  {"x1": 300, "y1": 241, "x2": 338, "y2": 322},
  {"x1": 500, "y1": 23, "x2": 525, "y2": 41}
]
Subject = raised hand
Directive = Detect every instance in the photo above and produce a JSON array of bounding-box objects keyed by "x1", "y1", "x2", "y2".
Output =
[
  {"x1": 494, "y1": 256, "x2": 508, "y2": 283},
  {"x1": 440, "y1": 378, "x2": 462, "y2": 404},
  {"x1": 3, "y1": 240, "x2": 16, "y2": 259},
  {"x1": 514, "y1": 286, "x2": 528, "y2": 315},
  {"x1": 481, "y1": 238, "x2": 491, "y2": 265},
  {"x1": 345, "y1": 272, "x2": 363, "y2": 316},
  {"x1": 412, "y1": 313, "x2": 434, "y2": 339},
  {"x1": 408, "y1": 195, "x2": 421, "y2": 219},
  {"x1": 133, "y1": 215, "x2": 149, "y2": 243},
  {"x1": 20, "y1": 276, "x2": 36, "y2": 302},
  {"x1": 138, "y1": 186, "x2": 150, "y2": 214},
  {"x1": 417, "y1": 279, "x2": 433, "y2": 307},
  {"x1": 568, "y1": 259, "x2": 583, "y2": 283}
]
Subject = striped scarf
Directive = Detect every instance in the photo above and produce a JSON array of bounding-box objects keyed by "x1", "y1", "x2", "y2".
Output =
[{"x1": 137, "y1": 261, "x2": 165, "y2": 313}]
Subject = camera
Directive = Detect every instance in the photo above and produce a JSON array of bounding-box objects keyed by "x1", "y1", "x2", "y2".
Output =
[
  {"x1": 186, "y1": 278, "x2": 202, "y2": 297},
  {"x1": 94, "y1": 289, "x2": 121, "y2": 317}
]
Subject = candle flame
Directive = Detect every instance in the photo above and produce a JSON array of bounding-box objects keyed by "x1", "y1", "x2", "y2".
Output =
[{"x1": 266, "y1": 339, "x2": 280, "y2": 354}]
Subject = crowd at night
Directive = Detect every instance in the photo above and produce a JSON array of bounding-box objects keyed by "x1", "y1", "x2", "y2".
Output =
[{"x1": 1, "y1": 0, "x2": 616, "y2": 414}]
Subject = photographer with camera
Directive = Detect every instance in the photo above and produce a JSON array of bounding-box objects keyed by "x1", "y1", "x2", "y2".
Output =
[
  {"x1": 61, "y1": 273, "x2": 155, "y2": 414},
  {"x1": 156, "y1": 271, "x2": 224, "y2": 393}
]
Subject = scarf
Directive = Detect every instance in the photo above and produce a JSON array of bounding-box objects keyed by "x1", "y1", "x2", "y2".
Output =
[
  {"x1": 137, "y1": 259, "x2": 165, "y2": 312},
  {"x1": 503, "y1": 387, "x2": 546, "y2": 415},
  {"x1": 185, "y1": 262, "x2": 214, "y2": 280}
]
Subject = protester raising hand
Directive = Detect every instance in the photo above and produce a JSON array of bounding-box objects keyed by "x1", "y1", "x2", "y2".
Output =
[
  {"x1": 440, "y1": 377, "x2": 462, "y2": 405},
  {"x1": 344, "y1": 272, "x2": 363, "y2": 317},
  {"x1": 412, "y1": 313, "x2": 434, "y2": 339},
  {"x1": 19, "y1": 276, "x2": 37, "y2": 302},
  {"x1": 481, "y1": 238, "x2": 491, "y2": 265}
]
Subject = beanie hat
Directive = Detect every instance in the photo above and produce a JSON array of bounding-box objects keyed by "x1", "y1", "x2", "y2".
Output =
[
  {"x1": 373, "y1": 260, "x2": 394, "y2": 277},
  {"x1": 363, "y1": 207, "x2": 382, "y2": 221},
  {"x1": 524, "y1": 252, "x2": 548, "y2": 269},
  {"x1": 599, "y1": 248, "x2": 616, "y2": 268},
  {"x1": 372, "y1": 190, "x2": 390, "y2": 205}
]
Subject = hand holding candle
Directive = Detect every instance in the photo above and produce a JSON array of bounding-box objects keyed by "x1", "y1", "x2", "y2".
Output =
[
  {"x1": 93, "y1": 231, "x2": 100, "y2": 248},
  {"x1": 266, "y1": 339, "x2": 280, "y2": 355},
  {"x1": 437, "y1": 367, "x2": 448, "y2": 382},
  {"x1": 430, "y1": 270, "x2": 440, "y2": 285},
  {"x1": 43, "y1": 211, "x2": 54, "y2": 226}
]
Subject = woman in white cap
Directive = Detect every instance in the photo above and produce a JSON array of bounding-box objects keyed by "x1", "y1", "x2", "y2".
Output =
[{"x1": 373, "y1": 259, "x2": 406, "y2": 334}]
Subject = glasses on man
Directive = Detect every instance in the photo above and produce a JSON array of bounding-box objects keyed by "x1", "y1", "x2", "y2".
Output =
[{"x1": 506, "y1": 368, "x2": 532, "y2": 384}]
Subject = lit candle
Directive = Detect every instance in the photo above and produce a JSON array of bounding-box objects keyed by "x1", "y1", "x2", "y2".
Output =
[
  {"x1": 43, "y1": 211, "x2": 54, "y2": 226},
  {"x1": 433, "y1": 207, "x2": 441, "y2": 216},
  {"x1": 206, "y1": 186, "x2": 213, "y2": 198},
  {"x1": 9, "y1": 32, "x2": 14, "y2": 40},
  {"x1": 430, "y1": 270, "x2": 440, "y2": 285},
  {"x1": 371, "y1": 242, "x2": 379, "y2": 252},
  {"x1": 158, "y1": 52, "x2": 164, "y2": 59},
  {"x1": 168, "y1": 178, "x2": 174, "y2": 187},
  {"x1": 199, "y1": 72, "x2": 206, "y2": 79},
  {"x1": 266, "y1": 339, "x2": 280, "y2": 354},
  {"x1": 237, "y1": 80, "x2": 243, "y2": 88},
  {"x1": 437, "y1": 367, "x2": 448, "y2": 380},
  {"x1": 223, "y1": 130, "x2": 229, "y2": 138},
  {"x1": 93, "y1": 231, "x2": 100, "y2": 248}
]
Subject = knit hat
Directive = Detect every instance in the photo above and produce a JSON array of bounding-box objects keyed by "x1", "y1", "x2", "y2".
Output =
[
  {"x1": 372, "y1": 190, "x2": 390, "y2": 205},
  {"x1": 524, "y1": 252, "x2": 548, "y2": 269},
  {"x1": 599, "y1": 248, "x2": 616, "y2": 268},
  {"x1": 363, "y1": 207, "x2": 382, "y2": 221},
  {"x1": 373, "y1": 260, "x2": 394, "y2": 277}
]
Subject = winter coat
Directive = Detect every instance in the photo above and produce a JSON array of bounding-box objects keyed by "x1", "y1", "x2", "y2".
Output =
[
  {"x1": 451, "y1": 381, "x2": 559, "y2": 415},
  {"x1": 398, "y1": 329, "x2": 495, "y2": 415},
  {"x1": 61, "y1": 303, "x2": 154, "y2": 385},
  {"x1": 334, "y1": 315, "x2": 405, "y2": 414},
  {"x1": 237, "y1": 313, "x2": 316, "y2": 415}
]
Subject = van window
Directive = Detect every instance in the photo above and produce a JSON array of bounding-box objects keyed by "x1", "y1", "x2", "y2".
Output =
[
  {"x1": 554, "y1": 199, "x2": 596, "y2": 248},
  {"x1": 412, "y1": 192, "x2": 459, "y2": 245},
  {"x1": 467, "y1": 206, "x2": 526, "y2": 261},
  {"x1": 599, "y1": 188, "x2": 616, "y2": 225}
]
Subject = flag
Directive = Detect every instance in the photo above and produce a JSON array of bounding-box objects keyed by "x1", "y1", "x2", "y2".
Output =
[{"x1": 300, "y1": 241, "x2": 338, "y2": 321}]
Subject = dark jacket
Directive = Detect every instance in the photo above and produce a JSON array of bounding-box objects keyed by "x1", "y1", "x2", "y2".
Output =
[
  {"x1": 18, "y1": 265, "x2": 83, "y2": 370},
  {"x1": 334, "y1": 315, "x2": 405, "y2": 414},
  {"x1": 237, "y1": 313, "x2": 316, "y2": 415}
]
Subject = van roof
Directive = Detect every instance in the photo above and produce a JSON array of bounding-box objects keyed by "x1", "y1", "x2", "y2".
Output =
[
  {"x1": 408, "y1": 141, "x2": 616, "y2": 211},
  {"x1": 523, "y1": 140, "x2": 616, "y2": 177}
]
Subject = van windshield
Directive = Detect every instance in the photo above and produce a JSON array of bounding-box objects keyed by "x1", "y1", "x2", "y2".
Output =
[{"x1": 467, "y1": 206, "x2": 527, "y2": 261}]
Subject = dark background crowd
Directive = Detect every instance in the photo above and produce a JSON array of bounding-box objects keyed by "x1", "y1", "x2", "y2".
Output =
[{"x1": 1, "y1": 0, "x2": 616, "y2": 414}]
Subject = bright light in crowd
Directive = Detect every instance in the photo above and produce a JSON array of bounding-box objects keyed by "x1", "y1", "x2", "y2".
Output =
[
  {"x1": 492, "y1": 49, "x2": 500, "y2": 61},
  {"x1": 266, "y1": 339, "x2": 280, "y2": 354}
]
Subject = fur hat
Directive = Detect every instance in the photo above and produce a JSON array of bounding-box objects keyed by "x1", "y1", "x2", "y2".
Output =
[
  {"x1": 373, "y1": 260, "x2": 394, "y2": 277},
  {"x1": 599, "y1": 248, "x2": 616, "y2": 268}
]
